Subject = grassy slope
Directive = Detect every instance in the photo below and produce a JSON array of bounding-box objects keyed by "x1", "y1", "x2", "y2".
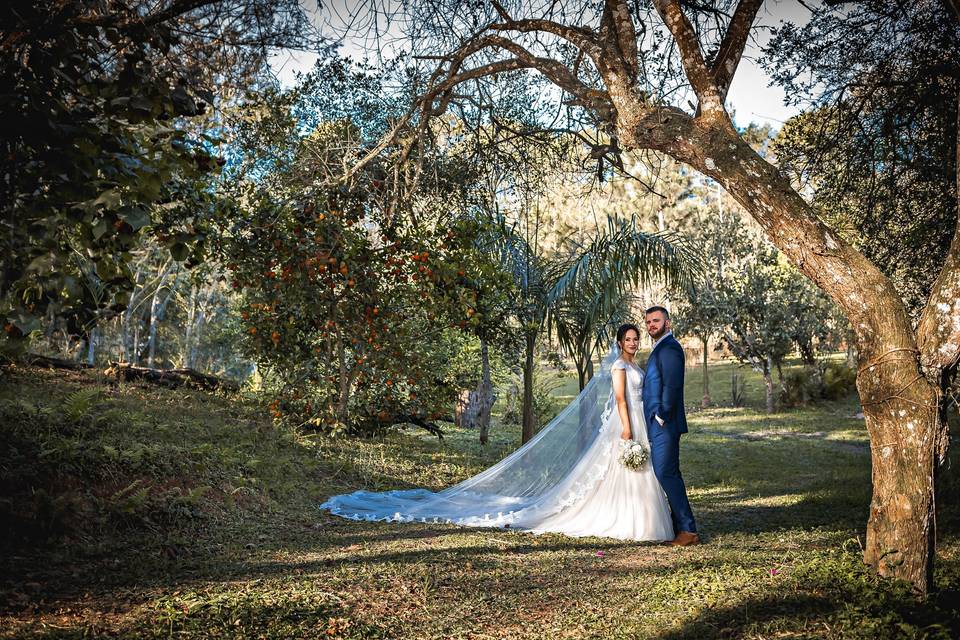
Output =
[{"x1": 1, "y1": 361, "x2": 958, "y2": 639}]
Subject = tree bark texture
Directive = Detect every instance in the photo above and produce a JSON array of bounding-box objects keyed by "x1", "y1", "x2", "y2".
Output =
[
  {"x1": 455, "y1": 389, "x2": 481, "y2": 428},
  {"x1": 478, "y1": 338, "x2": 493, "y2": 445},
  {"x1": 521, "y1": 332, "x2": 536, "y2": 444},
  {"x1": 105, "y1": 362, "x2": 239, "y2": 391}
]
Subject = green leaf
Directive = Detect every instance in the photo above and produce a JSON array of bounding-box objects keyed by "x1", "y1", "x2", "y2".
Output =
[
  {"x1": 170, "y1": 242, "x2": 190, "y2": 262},
  {"x1": 130, "y1": 95, "x2": 155, "y2": 114},
  {"x1": 26, "y1": 252, "x2": 55, "y2": 274},
  {"x1": 97, "y1": 258, "x2": 119, "y2": 280},
  {"x1": 120, "y1": 207, "x2": 152, "y2": 231},
  {"x1": 92, "y1": 216, "x2": 111, "y2": 240},
  {"x1": 93, "y1": 188, "x2": 122, "y2": 210}
]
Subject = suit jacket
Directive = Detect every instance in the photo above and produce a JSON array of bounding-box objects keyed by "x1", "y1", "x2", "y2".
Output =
[{"x1": 642, "y1": 333, "x2": 688, "y2": 435}]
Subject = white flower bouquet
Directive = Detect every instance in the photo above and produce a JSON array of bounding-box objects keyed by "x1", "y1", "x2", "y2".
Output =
[{"x1": 618, "y1": 439, "x2": 649, "y2": 471}]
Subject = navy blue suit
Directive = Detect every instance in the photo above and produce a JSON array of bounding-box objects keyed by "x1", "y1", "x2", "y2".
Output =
[{"x1": 642, "y1": 333, "x2": 697, "y2": 534}]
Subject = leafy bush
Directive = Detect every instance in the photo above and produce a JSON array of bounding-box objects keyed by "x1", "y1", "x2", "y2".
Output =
[
  {"x1": 501, "y1": 372, "x2": 563, "y2": 429},
  {"x1": 224, "y1": 183, "x2": 507, "y2": 435},
  {"x1": 821, "y1": 360, "x2": 858, "y2": 400},
  {"x1": 780, "y1": 368, "x2": 820, "y2": 408},
  {"x1": 779, "y1": 361, "x2": 858, "y2": 407},
  {"x1": 731, "y1": 368, "x2": 747, "y2": 407}
]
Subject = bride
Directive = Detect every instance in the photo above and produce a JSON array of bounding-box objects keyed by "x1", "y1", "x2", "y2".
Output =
[{"x1": 320, "y1": 323, "x2": 674, "y2": 542}]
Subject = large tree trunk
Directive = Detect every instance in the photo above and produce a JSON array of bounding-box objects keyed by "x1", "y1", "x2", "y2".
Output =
[
  {"x1": 859, "y1": 361, "x2": 942, "y2": 591},
  {"x1": 521, "y1": 332, "x2": 536, "y2": 444},
  {"x1": 456, "y1": 390, "x2": 483, "y2": 427},
  {"x1": 614, "y1": 96, "x2": 952, "y2": 594}
]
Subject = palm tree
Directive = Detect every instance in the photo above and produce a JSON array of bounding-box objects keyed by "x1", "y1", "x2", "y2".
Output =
[
  {"x1": 549, "y1": 216, "x2": 699, "y2": 392},
  {"x1": 488, "y1": 215, "x2": 699, "y2": 443}
]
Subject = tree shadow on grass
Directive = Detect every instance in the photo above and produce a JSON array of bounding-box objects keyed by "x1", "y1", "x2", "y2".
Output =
[
  {"x1": 656, "y1": 593, "x2": 841, "y2": 640},
  {"x1": 654, "y1": 577, "x2": 960, "y2": 640}
]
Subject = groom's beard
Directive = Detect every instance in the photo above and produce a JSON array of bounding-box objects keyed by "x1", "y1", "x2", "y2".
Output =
[{"x1": 648, "y1": 327, "x2": 666, "y2": 342}]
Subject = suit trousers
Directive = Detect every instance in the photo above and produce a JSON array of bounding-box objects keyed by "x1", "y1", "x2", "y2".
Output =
[{"x1": 647, "y1": 422, "x2": 697, "y2": 534}]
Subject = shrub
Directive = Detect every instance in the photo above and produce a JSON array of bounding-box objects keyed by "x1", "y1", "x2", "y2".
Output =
[
  {"x1": 223, "y1": 185, "x2": 507, "y2": 435},
  {"x1": 821, "y1": 360, "x2": 858, "y2": 400},
  {"x1": 780, "y1": 368, "x2": 819, "y2": 408},
  {"x1": 779, "y1": 361, "x2": 857, "y2": 408},
  {"x1": 501, "y1": 372, "x2": 562, "y2": 429}
]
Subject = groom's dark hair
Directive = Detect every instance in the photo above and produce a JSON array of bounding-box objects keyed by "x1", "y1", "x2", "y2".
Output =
[{"x1": 645, "y1": 305, "x2": 670, "y2": 319}]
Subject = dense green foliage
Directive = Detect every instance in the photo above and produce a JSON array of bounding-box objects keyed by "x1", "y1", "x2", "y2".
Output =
[
  {"x1": 225, "y1": 188, "x2": 496, "y2": 433},
  {"x1": 0, "y1": 0, "x2": 318, "y2": 342},
  {"x1": 765, "y1": 0, "x2": 959, "y2": 315}
]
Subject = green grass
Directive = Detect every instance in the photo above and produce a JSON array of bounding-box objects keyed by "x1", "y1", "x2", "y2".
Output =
[{"x1": 1, "y1": 361, "x2": 958, "y2": 639}]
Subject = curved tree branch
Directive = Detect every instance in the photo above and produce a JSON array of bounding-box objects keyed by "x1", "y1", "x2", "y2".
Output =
[
  {"x1": 602, "y1": 0, "x2": 639, "y2": 82},
  {"x1": 709, "y1": 0, "x2": 764, "y2": 102},
  {"x1": 652, "y1": 0, "x2": 726, "y2": 116},
  {"x1": 490, "y1": 18, "x2": 603, "y2": 63}
]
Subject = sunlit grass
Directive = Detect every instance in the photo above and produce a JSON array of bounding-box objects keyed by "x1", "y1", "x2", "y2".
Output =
[{"x1": 1, "y1": 362, "x2": 958, "y2": 639}]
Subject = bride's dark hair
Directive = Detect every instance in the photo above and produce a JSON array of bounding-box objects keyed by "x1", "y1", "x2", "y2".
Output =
[{"x1": 616, "y1": 323, "x2": 641, "y2": 348}]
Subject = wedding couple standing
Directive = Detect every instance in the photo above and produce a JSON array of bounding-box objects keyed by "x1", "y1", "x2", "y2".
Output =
[{"x1": 321, "y1": 306, "x2": 699, "y2": 546}]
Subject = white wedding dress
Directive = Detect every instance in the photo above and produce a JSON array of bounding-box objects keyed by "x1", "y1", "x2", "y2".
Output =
[{"x1": 321, "y1": 351, "x2": 674, "y2": 542}]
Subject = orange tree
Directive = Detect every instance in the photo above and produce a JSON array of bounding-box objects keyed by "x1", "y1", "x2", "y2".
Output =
[{"x1": 223, "y1": 185, "x2": 508, "y2": 435}]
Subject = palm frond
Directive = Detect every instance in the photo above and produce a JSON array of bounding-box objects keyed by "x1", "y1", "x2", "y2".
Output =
[{"x1": 547, "y1": 216, "x2": 701, "y2": 363}]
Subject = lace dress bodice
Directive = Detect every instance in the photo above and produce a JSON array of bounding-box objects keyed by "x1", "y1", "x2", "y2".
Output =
[{"x1": 612, "y1": 357, "x2": 644, "y2": 403}]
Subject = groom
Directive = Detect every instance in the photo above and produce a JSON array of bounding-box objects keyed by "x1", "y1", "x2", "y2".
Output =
[{"x1": 642, "y1": 306, "x2": 699, "y2": 546}]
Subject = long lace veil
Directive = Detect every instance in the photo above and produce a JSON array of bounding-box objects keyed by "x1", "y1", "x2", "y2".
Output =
[{"x1": 321, "y1": 346, "x2": 623, "y2": 527}]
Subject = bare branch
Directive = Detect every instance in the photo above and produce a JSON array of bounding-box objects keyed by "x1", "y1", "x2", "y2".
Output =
[
  {"x1": 436, "y1": 34, "x2": 607, "y2": 113},
  {"x1": 341, "y1": 28, "x2": 613, "y2": 187},
  {"x1": 652, "y1": 0, "x2": 725, "y2": 115},
  {"x1": 76, "y1": 0, "x2": 220, "y2": 30},
  {"x1": 709, "y1": 0, "x2": 763, "y2": 102},
  {"x1": 490, "y1": 18, "x2": 603, "y2": 63},
  {"x1": 603, "y1": 0, "x2": 639, "y2": 81},
  {"x1": 490, "y1": 0, "x2": 511, "y2": 21}
]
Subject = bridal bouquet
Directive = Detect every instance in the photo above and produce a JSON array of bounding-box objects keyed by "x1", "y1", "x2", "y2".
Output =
[{"x1": 618, "y1": 439, "x2": 649, "y2": 471}]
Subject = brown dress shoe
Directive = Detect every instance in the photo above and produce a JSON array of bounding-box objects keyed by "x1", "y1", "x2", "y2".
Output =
[{"x1": 667, "y1": 531, "x2": 700, "y2": 547}]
